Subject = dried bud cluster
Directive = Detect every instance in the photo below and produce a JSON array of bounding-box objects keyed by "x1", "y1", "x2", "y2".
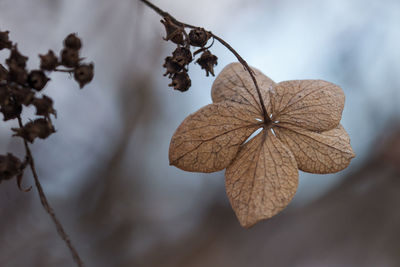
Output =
[
  {"x1": 12, "y1": 118, "x2": 56, "y2": 143},
  {"x1": 0, "y1": 153, "x2": 22, "y2": 182},
  {"x1": 160, "y1": 19, "x2": 217, "y2": 92},
  {"x1": 0, "y1": 30, "x2": 94, "y2": 187}
]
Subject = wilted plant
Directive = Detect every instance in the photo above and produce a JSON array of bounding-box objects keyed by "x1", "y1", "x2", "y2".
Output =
[
  {"x1": 0, "y1": 1, "x2": 356, "y2": 265},
  {"x1": 140, "y1": 0, "x2": 355, "y2": 228},
  {"x1": 0, "y1": 30, "x2": 93, "y2": 266}
]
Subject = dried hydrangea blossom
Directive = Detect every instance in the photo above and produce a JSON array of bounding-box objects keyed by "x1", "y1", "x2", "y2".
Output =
[{"x1": 169, "y1": 63, "x2": 355, "y2": 228}]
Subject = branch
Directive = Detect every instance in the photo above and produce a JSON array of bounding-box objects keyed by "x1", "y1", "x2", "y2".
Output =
[
  {"x1": 139, "y1": 0, "x2": 271, "y2": 123},
  {"x1": 17, "y1": 116, "x2": 85, "y2": 267}
]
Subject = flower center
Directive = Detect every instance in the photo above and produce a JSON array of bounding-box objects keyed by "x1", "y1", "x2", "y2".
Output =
[{"x1": 263, "y1": 118, "x2": 273, "y2": 130}]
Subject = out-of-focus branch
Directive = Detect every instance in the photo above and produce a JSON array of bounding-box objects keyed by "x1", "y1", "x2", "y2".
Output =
[{"x1": 17, "y1": 116, "x2": 85, "y2": 267}]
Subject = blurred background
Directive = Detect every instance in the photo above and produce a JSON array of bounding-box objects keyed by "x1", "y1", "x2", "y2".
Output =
[{"x1": 1, "y1": 0, "x2": 400, "y2": 266}]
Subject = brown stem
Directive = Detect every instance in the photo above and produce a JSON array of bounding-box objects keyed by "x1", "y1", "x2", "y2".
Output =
[
  {"x1": 54, "y1": 68, "x2": 74, "y2": 73},
  {"x1": 140, "y1": 0, "x2": 196, "y2": 29},
  {"x1": 211, "y1": 35, "x2": 270, "y2": 121},
  {"x1": 139, "y1": 0, "x2": 271, "y2": 123},
  {"x1": 17, "y1": 116, "x2": 85, "y2": 267}
]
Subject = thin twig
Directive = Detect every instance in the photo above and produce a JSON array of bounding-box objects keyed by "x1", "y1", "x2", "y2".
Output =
[
  {"x1": 140, "y1": 0, "x2": 196, "y2": 29},
  {"x1": 139, "y1": 0, "x2": 271, "y2": 123},
  {"x1": 54, "y1": 68, "x2": 74, "y2": 73},
  {"x1": 211, "y1": 35, "x2": 270, "y2": 121},
  {"x1": 17, "y1": 116, "x2": 85, "y2": 267}
]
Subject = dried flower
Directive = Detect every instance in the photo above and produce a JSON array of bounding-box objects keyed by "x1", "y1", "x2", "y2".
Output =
[
  {"x1": 196, "y1": 50, "x2": 218, "y2": 76},
  {"x1": 0, "y1": 31, "x2": 12, "y2": 50},
  {"x1": 64, "y1": 33, "x2": 82, "y2": 50},
  {"x1": 74, "y1": 64, "x2": 94, "y2": 88},
  {"x1": 28, "y1": 70, "x2": 50, "y2": 91},
  {"x1": 169, "y1": 71, "x2": 191, "y2": 92},
  {"x1": 188, "y1": 28, "x2": 210, "y2": 47},
  {"x1": 11, "y1": 87, "x2": 35, "y2": 106},
  {"x1": 172, "y1": 47, "x2": 192, "y2": 67},
  {"x1": 6, "y1": 45, "x2": 28, "y2": 68},
  {"x1": 0, "y1": 153, "x2": 22, "y2": 182},
  {"x1": 13, "y1": 118, "x2": 55, "y2": 143},
  {"x1": 0, "y1": 29, "x2": 93, "y2": 265},
  {"x1": 33, "y1": 95, "x2": 56, "y2": 117},
  {"x1": 0, "y1": 99, "x2": 22, "y2": 121},
  {"x1": 161, "y1": 17, "x2": 184, "y2": 45},
  {"x1": 169, "y1": 63, "x2": 355, "y2": 228},
  {"x1": 7, "y1": 63, "x2": 28, "y2": 84},
  {"x1": 163, "y1": 56, "x2": 182, "y2": 77},
  {"x1": 39, "y1": 50, "x2": 58, "y2": 71},
  {"x1": 61, "y1": 48, "x2": 80, "y2": 67}
]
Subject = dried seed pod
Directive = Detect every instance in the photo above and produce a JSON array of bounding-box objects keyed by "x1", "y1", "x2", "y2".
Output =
[
  {"x1": 74, "y1": 63, "x2": 94, "y2": 88},
  {"x1": 0, "y1": 31, "x2": 12, "y2": 50},
  {"x1": 7, "y1": 62, "x2": 28, "y2": 84},
  {"x1": 172, "y1": 47, "x2": 192, "y2": 68},
  {"x1": 33, "y1": 95, "x2": 56, "y2": 117},
  {"x1": 28, "y1": 70, "x2": 50, "y2": 91},
  {"x1": 196, "y1": 50, "x2": 218, "y2": 76},
  {"x1": 11, "y1": 87, "x2": 35, "y2": 106},
  {"x1": 6, "y1": 45, "x2": 28, "y2": 68},
  {"x1": 64, "y1": 33, "x2": 82, "y2": 50},
  {"x1": 0, "y1": 153, "x2": 22, "y2": 182},
  {"x1": 34, "y1": 119, "x2": 56, "y2": 139},
  {"x1": 39, "y1": 50, "x2": 58, "y2": 71},
  {"x1": 12, "y1": 118, "x2": 55, "y2": 143},
  {"x1": 169, "y1": 71, "x2": 191, "y2": 92},
  {"x1": 163, "y1": 56, "x2": 182, "y2": 78},
  {"x1": 61, "y1": 48, "x2": 80, "y2": 67},
  {"x1": 161, "y1": 17, "x2": 184, "y2": 45},
  {"x1": 188, "y1": 28, "x2": 210, "y2": 47},
  {"x1": 0, "y1": 99, "x2": 22, "y2": 121}
]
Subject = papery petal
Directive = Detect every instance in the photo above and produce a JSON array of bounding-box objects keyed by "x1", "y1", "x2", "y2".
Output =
[
  {"x1": 274, "y1": 123, "x2": 355, "y2": 174},
  {"x1": 271, "y1": 80, "x2": 345, "y2": 131},
  {"x1": 211, "y1": 62, "x2": 274, "y2": 118},
  {"x1": 169, "y1": 101, "x2": 260, "y2": 173},
  {"x1": 225, "y1": 130, "x2": 298, "y2": 228}
]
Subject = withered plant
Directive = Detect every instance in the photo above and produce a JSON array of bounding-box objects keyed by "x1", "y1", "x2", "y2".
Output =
[
  {"x1": 0, "y1": 31, "x2": 93, "y2": 267},
  {"x1": 140, "y1": 0, "x2": 355, "y2": 228},
  {"x1": 1, "y1": 1, "x2": 356, "y2": 266}
]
